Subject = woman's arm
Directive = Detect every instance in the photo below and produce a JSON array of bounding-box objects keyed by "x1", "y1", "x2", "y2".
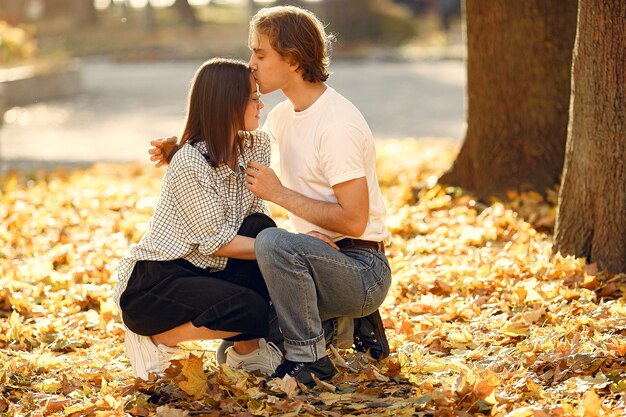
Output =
[
  {"x1": 213, "y1": 235, "x2": 256, "y2": 260},
  {"x1": 169, "y1": 151, "x2": 249, "y2": 261}
]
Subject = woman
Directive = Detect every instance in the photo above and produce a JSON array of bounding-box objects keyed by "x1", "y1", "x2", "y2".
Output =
[{"x1": 112, "y1": 58, "x2": 282, "y2": 380}]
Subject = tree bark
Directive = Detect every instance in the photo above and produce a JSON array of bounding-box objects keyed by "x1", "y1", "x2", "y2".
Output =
[
  {"x1": 439, "y1": 0, "x2": 578, "y2": 199},
  {"x1": 70, "y1": 0, "x2": 97, "y2": 27},
  {"x1": 2, "y1": 0, "x2": 23, "y2": 24},
  {"x1": 173, "y1": 0, "x2": 199, "y2": 27},
  {"x1": 142, "y1": 2, "x2": 155, "y2": 33},
  {"x1": 553, "y1": 0, "x2": 625, "y2": 274},
  {"x1": 42, "y1": 0, "x2": 66, "y2": 17}
]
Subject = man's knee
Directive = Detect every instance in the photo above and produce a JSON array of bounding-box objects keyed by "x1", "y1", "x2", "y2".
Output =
[
  {"x1": 255, "y1": 227, "x2": 297, "y2": 262},
  {"x1": 255, "y1": 227, "x2": 278, "y2": 259}
]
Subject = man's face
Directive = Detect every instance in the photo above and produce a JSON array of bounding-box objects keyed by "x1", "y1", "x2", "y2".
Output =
[{"x1": 249, "y1": 33, "x2": 293, "y2": 95}]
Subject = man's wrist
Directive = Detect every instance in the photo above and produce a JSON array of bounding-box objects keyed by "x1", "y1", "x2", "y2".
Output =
[{"x1": 272, "y1": 186, "x2": 292, "y2": 208}]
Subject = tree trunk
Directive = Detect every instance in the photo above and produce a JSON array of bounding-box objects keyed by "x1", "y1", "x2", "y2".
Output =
[
  {"x1": 553, "y1": 0, "x2": 625, "y2": 274},
  {"x1": 142, "y1": 2, "x2": 155, "y2": 33},
  {"x1": 2, "y1": 0, "x2": 23, "y2": 24},
  {"x1": 173, "y1": 0, "x2": 199, "y2": 27},
  {"x1": 70, "y1": 0, "x2": 97, "y2": 27},
  {"x1": 42, "y1": 0, "x2": 67, "y2": 17},
  {"x1": 439, "y1": 0, "x2": 578, "y2": 199}
]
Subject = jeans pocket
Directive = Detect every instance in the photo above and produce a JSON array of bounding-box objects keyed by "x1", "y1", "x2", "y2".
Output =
[{"x1": 361, "y1": 253, "x2": 392, "y2": 316}]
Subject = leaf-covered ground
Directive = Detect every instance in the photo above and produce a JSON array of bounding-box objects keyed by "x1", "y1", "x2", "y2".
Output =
[{"x1": 1, "y1": 139, "x2": 624, "y2": 417}]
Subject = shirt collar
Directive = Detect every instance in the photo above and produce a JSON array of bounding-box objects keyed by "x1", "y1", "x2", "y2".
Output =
[{"x1": 193, "y1": 141, "x2": 246, "y2": 180}]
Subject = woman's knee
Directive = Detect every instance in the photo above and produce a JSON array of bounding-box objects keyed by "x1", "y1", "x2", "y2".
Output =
[
  {"x1": 238, "y1": 213, "x2": 276, "y2": 238},
  {"x1": 243, "y1": 292, "x2": 270, "y2": 327}
]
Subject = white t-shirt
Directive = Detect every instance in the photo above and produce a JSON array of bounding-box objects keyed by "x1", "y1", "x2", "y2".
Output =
[{"x1": 263, "y1": 86, "x2": 389, "y2": 242}]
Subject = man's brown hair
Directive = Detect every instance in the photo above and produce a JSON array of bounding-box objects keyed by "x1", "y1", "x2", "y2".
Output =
[
  {"x1": 249, "y1": 6, "x2": 334, "y2": 83},
  {"x1": 177, "y1": 58, "x2": 253, "y2": 167}
]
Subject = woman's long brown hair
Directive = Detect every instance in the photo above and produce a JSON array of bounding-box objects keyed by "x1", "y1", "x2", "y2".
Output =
[{"x1": 174, "y1": 58, "x2": 252, "y2": 167}]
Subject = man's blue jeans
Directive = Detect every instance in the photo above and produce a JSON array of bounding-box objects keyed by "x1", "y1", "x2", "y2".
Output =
[{"x1": 255, "y1": 228, "x2": 392, "y2": 362}]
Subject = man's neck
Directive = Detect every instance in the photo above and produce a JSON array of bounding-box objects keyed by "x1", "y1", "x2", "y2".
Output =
[{"x1": 283, "y1": 81, "x2": 327, "y2": 112}]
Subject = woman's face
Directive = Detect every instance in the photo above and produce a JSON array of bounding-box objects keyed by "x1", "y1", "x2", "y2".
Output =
[{"x1": 244, "y1": 75, "x2": 264, "y2": 131}]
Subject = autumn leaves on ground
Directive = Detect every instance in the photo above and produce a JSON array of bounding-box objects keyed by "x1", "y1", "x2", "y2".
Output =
[{"x1": 1, "y1": 139, "x2": 624, "y2": 417}]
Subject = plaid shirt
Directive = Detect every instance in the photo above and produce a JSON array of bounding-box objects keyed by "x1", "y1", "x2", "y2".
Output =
[{"x1": 113, "y1": 131, "x2": 271, "y2": 307}]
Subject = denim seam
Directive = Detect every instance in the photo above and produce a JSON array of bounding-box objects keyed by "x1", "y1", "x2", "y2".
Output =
[
  {"x1": 288, "y1": 253, "x2": 317, "y2": 339},
  {"x1": 283, "y1": 332, "x2": 325, "y2": 346},
  {"x1": 301, "y1": 253, "x2": 373, "y2": 272},
  {"x1": 362, "y1": 277, "x2": 386, "y2": 316}
]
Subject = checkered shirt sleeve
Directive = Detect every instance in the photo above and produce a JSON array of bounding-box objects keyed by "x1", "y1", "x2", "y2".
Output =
[{"x1": 112, "y1": 131, "x2": 271, "y2": 307}]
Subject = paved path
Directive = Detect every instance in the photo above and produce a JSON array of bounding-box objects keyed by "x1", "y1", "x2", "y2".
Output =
[{"x1": 0, "y1": 58, "x2": 465, "y2": 171}]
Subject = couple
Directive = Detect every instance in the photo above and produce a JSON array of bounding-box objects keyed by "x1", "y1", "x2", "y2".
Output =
[{"x1": 113, "y1": 5, "x2": 392, "y2": 387}]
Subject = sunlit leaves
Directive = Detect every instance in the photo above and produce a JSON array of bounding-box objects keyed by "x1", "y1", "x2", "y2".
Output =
[{"x1": 0, "y1": 141, "x2": 624, "y2": 415}]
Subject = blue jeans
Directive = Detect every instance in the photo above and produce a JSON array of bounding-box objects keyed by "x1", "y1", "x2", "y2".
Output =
[{"x1": 255, "y1": 228, "x2": 392, "y2": 362}]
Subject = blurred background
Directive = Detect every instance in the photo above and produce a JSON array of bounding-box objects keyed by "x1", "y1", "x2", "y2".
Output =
[{"x1": 0, "y1": 0, "x2": 465, "y2": 172}]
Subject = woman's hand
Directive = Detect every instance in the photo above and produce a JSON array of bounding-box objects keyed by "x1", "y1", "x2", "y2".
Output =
[{"x1": 149, "y1": 136, "x2": 179, "y2": 168}]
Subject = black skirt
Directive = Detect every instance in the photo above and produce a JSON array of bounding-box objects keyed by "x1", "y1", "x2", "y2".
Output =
[{"x1": 120, "y1": 213, "x2": 275, "y2": 342}]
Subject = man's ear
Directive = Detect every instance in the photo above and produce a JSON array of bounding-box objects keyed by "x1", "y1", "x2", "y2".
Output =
[{"x1": 287, "y1": 57, "x2": 300, "y2": 73}]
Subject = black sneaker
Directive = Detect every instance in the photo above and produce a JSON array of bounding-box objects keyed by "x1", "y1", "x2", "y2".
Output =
[
  {"x1": 353, "y1": 309, "x2": 390, "y2": 360},
  {"x1": 272, "y1": 356, "x2": 336, "y2": 387}
]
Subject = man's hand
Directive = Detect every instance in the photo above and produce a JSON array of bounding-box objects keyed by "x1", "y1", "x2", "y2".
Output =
[
  {"x1": 149, "y1": 136, "x2": 178, "y2": 168},
  {"x1": 245, "y1": 161, "x2": 285, "y2": 201},
  {"x1": 306, "y1": 231, "x2": 339, "y2": 250}
]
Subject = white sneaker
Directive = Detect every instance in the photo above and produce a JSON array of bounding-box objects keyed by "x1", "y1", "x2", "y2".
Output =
[
  {"x1": 225, "y1": 338, "x2": 283, "y2": 375},
  {"x1": 124, "y1": 329, "x2": 178, "y2": 380}
]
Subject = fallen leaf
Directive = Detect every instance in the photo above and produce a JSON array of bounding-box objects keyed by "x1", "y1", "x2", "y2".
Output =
[
  {"x1": 312, "y1": 373, "x2": 336, "y2": 392},
  {"x1": 582, "y1": 390, "x2": 603, "y2": 417},
  {"x1": 155, "y1": 405, "x2": 190, "y2": 417},
  {"x1": 177, "y1": 354, "x2": 207, "y2": 399}
]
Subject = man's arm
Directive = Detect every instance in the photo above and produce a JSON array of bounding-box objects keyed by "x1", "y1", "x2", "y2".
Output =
[
  {"x1": 245, "y1": 161, "x2": 369, "y2": 237},
  {"x1": 149, "y1": 136, "x2": 179, "y2": 167}
]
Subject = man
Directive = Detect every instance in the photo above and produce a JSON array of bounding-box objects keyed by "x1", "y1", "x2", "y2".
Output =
[
  {"x1": 243, "y1": 6, "x2": 391, "y2": 386},
  {"x1": 152, "y1": 5, "x2": 391, "y2": 386}
]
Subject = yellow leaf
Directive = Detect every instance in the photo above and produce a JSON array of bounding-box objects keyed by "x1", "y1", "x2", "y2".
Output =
[
  {"x1": 582, "y1": 390, "x2": 603, "y2": 417},
  {"x1": 312, "y1": 373, "x2": 336, "y2": 392},
  {"x1": 63, "y1": 400, "x2": 95, "y2": 415},
  {"x1": 35, "y1": 378, "x2": 62, "y2": 393},
  {"x1": 266, "y1": 375, "x2": 299, "y2": 398},
  {"x1": 447, "y1": 328, "x2": 474, "y2": 348},
  {"x1": 155, "y1": 405, "x2": 190, "y2": 417},
  {"x1": 567, "y1": 373, "x2": 610, "y2": 393},
  {"x1": 499, "y1": 322, "x2": 530, "y2": 337},
  {"x1": 177, "y1": 355, "x2": 207, "y2": 399},
  {"x1": 318, "y1": 392, "x2": 342, "y2": 406},
  {"x1": 610, "y1": 380, "x2": 626, "y2": 393},
  {"x1": 523, "y1": 287, "x2": 543, "y2": 303},
  {"x1": 520, "y1": 308, "x2": 545, "y2": 324},
  {"x1": 503, "y1": 406, "x2": 535, "y2": 417}
]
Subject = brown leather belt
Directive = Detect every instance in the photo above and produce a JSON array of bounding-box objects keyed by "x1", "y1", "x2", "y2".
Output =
[{"x1": 336, "y1": 238, "x2": 384, "y2": 253}]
